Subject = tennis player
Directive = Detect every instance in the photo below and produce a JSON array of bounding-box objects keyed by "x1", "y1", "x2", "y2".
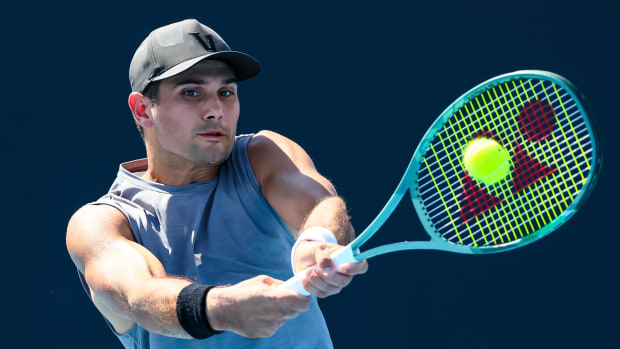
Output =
[{"x1": 66, "y1": 19, "x2": 367, "y2": 348}]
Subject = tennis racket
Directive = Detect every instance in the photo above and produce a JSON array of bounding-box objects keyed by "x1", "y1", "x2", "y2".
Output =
[{"x1": 280, "y1": 70, "x2": 601, "y2": 295}]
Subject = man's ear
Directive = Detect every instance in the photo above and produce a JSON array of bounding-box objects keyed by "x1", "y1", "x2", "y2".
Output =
[{"x1": 128, "y1": 92, "x2": 153, "y2": 128}]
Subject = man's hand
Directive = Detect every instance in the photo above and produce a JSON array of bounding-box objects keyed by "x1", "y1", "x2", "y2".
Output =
[
  {"x1": 292, "y1": 241, "x2": 368, "y2": 298},
  {"x1": 207, "y1": 275, "x2": 311, "y2": 338}
]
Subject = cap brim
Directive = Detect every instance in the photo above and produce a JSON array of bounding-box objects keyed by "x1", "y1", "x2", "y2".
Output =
[{"x1": 152, "y1": 51, "x2": 261, "y2": 83}]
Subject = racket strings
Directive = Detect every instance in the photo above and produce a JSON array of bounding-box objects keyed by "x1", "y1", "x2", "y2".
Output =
[
  {"x1": 434, "y1": 149, "x2": 591, "y2": 246},
  {"x1": 418, "y1": 108, "x2": 586, "y2": 198},
  {"x1": 441, "y1": 152, "x2": 592, "y2": 245},
  {"x1": 425, "y1": 142, "x2": 591, "y2": 236},
  {"x1": 415, "y1": 80, "x2": 549, "y2": 173},
  {"x1": 453, "y1": 85, "x2": 587, "y2": 187},
  {"x1": 415, "y1": 77, "x2": 594, "y2": 247},
  {"x1": 419, "y1": 84, "x2": 570, "y2": 245},
  {"x1": 434, "y1": 138, "x2": 590, "y2": 246},
  {"x1": 417, "y1": 101, "x2": 578, "y2": 191},
  {"x1": 417, "y1": 84, "x2": 576, "y2": 180},
  {"x1": 425, "y1": 155, "x2": 587, "y2": 246},
  {"x1": 456, "y1": 157, "x2": 591, "y2": 246},
  {"x1": 421, "y1": 126, "x2": 590, "y2": 215},
  {"x1": 418, "y1": 79, "x2": 587, "y2": 192},
  {"x1": 418, "y1": 104, "x2": 580, "y2": 198},
  {"x1": 415, "y1": 80, "x2": 547, "y2": 172},
  {"x1": 429, "y1": 91, "x2": 590, "y2": 212}
]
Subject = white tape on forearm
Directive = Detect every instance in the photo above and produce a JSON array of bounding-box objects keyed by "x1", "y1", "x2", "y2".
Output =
[{"x1": 290, "y1": 227, "x2": 337, "y2": 273}]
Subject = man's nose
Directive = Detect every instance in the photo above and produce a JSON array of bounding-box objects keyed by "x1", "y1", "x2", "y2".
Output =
[{"x1": 203, "y1": 97, "x2": 224, "y2": 120}]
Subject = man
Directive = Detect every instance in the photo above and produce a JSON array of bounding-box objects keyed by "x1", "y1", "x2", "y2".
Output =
[{"x1": 66, "y1": 19, "x2": 367, "y2": 348}]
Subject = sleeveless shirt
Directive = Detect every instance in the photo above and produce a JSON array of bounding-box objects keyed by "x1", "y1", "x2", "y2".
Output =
[{"x1": 88, "y1": 134, "x2": 333, "y2": 348}]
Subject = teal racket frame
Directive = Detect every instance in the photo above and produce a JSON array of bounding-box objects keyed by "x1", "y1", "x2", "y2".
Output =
[{"x1": 352, "y1": 70, "x2": 601, "y2": 260}]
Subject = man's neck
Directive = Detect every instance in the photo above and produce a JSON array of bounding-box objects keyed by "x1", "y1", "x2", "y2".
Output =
[{"x1": 142, "y1": 152, "x2": 220, "y2": 186}]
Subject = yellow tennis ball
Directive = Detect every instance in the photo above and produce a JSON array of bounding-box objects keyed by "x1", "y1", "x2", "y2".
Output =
[{"x1": 463, "y1": 138, "x2": 511, "y2": 185}]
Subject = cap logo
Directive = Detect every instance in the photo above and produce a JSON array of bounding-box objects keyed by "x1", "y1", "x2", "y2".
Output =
[{"x1": 189, "y1": 32, "x2": 217, "y2": 52}]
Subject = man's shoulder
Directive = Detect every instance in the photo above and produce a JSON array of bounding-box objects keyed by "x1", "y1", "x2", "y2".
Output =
[
  {"x1": 247, "y1": 129, "x2": 282, "y2": 147},
  {"x1": 247, "y1": 130, "x2": 304, "y2": 161},
  {"x1": 247, "y1": 130, "x2": 301, "y2": 186},
  {"x1": 67, "y1": 204, "x2": 135, "y2": 256},
  {"x1": 69, "y1": 204, "x2": 127, "y2": 230}
]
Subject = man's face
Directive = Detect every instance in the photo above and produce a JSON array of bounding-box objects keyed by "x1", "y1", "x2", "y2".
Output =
[{"x1": 146, "y1": 60, "x2": 240, "y2": 167}]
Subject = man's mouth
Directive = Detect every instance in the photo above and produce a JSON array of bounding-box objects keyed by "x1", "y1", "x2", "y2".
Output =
[{"x1": 199, "y1": 129, "x2": 225, "y2": 138}]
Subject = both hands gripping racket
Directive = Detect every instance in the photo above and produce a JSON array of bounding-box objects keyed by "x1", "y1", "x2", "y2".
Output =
[{"x1": 280, "y1": 70, "x2": 601, "y2": 295}]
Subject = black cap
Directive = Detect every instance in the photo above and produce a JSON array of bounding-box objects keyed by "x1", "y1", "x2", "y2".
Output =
[{"x1": 129, "y1": 19, "x2": 261, "y2": 92}]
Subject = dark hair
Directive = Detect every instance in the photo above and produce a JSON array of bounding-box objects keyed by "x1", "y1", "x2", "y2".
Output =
[
  {"x1": 143, "y1": 81, "x2": 161, "y2": 103},
  {"x1": 134, "y1": 81, "x2": 161, "y2": 139}
]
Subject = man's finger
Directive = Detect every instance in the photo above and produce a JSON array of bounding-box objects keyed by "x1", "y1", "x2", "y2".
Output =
[
  {"x1": 321, "y1": 271, "x2": 352, "y2": 288},
  {"x1": 261, "y1": 275, "x2": 282, "y2": 286},
  {"x1": 302, "y1": 268, "x2": 339, "y2": 295},
  {"x1": 336, "y1": 259, "x2": 368, "y2": 275},
  {"x1": 275, "y1": 289, "x2": 311, "y2": 311}
]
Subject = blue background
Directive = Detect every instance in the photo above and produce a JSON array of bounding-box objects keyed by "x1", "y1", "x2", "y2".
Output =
[{"x1": 6, "y1": 1, "x2": 618, "y2": 348}]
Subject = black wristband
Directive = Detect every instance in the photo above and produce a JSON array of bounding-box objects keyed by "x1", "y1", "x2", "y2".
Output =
[{"x1": 176, "y1": 283, "x2": 223, "y2": 339}]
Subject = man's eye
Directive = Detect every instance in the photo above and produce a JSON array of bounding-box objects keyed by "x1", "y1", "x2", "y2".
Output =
[
  {"x1": 183, "y1": 89, "x2": 199, "y2": 97},
  {"x1": 220, "y1": 90, "x2": 234, "y2": 97}
]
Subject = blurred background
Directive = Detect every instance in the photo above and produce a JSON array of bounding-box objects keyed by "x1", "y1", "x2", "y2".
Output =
[{"x1": 4, "y1": 1, "x2": 618, "y2": 348}]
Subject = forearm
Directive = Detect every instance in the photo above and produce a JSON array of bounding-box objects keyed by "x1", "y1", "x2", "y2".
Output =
[
  {"x1": 122, "y1": 277, "x2": 194, "y2": 338},
  {"x1": 98, "y1": 273, "x2": 308, "y2": 340},
  {"x1": 300, "y1": 196, "x2": 354, "y2": 245},
  {"x1": 89, "y1": 269, "x2": 194, "y2": 338}
]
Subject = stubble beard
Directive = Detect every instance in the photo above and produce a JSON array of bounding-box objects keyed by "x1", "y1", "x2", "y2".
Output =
[{"x1": 190, "y1": 139, "x2": 234, "y2": 166}]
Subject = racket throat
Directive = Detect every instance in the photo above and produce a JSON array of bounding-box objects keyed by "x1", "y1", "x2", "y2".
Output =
[{"x1": 356, "y1": 240, "x2": 450, "y2": 260}]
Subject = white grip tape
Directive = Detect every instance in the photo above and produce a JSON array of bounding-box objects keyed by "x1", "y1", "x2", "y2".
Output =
[
  {"x1": 279, "y1": 244, "x2": 357, "y2": 295},
  {"x1": 279, "y1": 271, "x2": 312, "y2": 296},
  {"x1": 329, "y1": 244, "x2": 358, "y2": 266}
]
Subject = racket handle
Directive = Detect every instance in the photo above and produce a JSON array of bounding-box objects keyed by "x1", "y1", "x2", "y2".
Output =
[
  {"x1": 278, "y1": 245, "x2": 358, "y2": 295},
  {"x1": 279, "y1": 270, "x2": 313, "y2": 296}
]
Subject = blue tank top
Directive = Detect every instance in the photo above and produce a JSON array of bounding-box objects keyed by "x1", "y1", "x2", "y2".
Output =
[{"x1": 91, "y1": 134, "x2": 333, "y2": 348}]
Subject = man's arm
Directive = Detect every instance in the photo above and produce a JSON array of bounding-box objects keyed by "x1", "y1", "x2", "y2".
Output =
[
  {"x1": 301, "y1": 195, "x2": 355, "y2": 245},
  {"x1": 66, "y1": 204, "x2": 310, "y2": 339},
  {"x1": 248, "y1": 130, "x2": 368, "y2": 298}
]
